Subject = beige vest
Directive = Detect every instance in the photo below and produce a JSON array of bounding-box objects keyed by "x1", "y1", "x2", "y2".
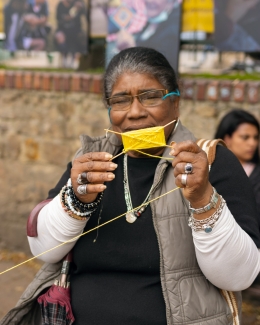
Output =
[{"x1": 0, "y1": 122, "x2": 240, "y2": 325}]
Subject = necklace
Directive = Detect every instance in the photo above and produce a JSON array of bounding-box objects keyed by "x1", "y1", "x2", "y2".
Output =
[{"x1": 123, "y1": 154, "x2": 154, "y2": 223}]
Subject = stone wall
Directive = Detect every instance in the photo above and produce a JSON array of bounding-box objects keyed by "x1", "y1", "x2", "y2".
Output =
[{"x1": 0, "y1": 72, "x2": 260, "y2": 253}]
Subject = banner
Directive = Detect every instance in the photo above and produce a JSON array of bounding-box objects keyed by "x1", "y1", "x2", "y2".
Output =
[
  {"x1": 182, "y1": 0, "x2": 214, "y2": 33},
  {"x1": 0, "y1": 1, "x2": 3, "y2": 34},
  {"x1": 90, "y1": 0, "x2": 107, "y2": 38},
  {"x1": 3, "y1": 0, "x2": 89, "y2": 53},
  {"x1": 106, "y1": 0, "x2": 182, "y2": 71},
  {"x1": 214, "y1": 0, "x2": 260, "y2": 52}
]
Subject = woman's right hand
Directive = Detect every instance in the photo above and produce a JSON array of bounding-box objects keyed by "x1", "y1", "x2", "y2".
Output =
[{"x1": 71, "y1": 152, "x2": 118, "y2": 203}]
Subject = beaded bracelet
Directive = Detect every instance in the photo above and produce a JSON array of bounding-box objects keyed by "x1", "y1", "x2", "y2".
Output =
[
  {"x1": 60, "y1": 178, "x2": 104, "y2": 221},
  {"x1": 188, "y1": 196, "x2": 226, "y2": 233}
]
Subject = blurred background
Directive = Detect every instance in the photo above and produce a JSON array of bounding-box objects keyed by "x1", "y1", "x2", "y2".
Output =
[{"x1": 0, "y1": 0, "x2": 259, "y2": 323}]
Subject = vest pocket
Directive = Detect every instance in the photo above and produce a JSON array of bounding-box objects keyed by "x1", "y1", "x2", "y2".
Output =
[{"x1": 178, "y1": 274, "x2": 232, "y2": 324}]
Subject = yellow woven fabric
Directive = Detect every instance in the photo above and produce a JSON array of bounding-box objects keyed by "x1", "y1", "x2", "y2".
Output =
[{"x1": 122, "y1": 126, "x2": 166, "y2": 151}]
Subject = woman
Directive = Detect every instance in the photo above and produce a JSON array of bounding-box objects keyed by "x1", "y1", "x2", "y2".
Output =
[
  {"x1": 55, "y1": 0, "x2": 87, "y2": 68},
  {"x1": 215, "y1": 109, "x2": 260, "y2": 218},
  {"x1": 3, "y1": 47, "x2": 260, "y2": 325}
]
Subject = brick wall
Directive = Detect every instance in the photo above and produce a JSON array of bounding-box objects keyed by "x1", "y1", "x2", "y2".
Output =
[{"x1": 0, "y1": 71, "x2": 260, "y2": 253}]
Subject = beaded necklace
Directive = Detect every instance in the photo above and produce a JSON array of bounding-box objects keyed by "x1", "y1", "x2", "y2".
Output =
[{"x1": 123, "y1": 154, "x2": 154, "y2": 223}]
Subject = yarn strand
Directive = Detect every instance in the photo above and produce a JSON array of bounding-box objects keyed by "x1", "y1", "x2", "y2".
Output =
[{"x1": 0, "y1": 187, "x2": 180, "y2": 276}]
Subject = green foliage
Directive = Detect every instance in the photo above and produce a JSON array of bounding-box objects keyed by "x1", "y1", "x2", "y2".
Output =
[{"x1": 180, "y1": 72, "x2": 260, "y2": 81}]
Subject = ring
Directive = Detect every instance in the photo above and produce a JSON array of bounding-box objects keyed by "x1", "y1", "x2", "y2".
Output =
[
  {"x1": 184, "y1": 163, "x2": 193, "y2": 174},
  {"x1": 181, "y1": 174, "x2": 188, "y2": 186},
  {"x1": 77, "y1": 184, "x2": 88, "y2": 195},
  {"x1": 77, "y1": 172, "x2": 90, "y2": 185}
]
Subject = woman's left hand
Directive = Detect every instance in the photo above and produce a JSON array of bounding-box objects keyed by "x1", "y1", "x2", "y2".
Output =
[{"x1": 171, "y1": 141, "x2": 213, "y2": 208}]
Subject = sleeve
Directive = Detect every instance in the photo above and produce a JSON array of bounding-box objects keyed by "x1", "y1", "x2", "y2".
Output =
[
  {"x1": 209, "y1": 145, "x2": 260, "y2": 248},
  {"x1": 47, "y1": 162, "x2": 72, "y2": 199}
]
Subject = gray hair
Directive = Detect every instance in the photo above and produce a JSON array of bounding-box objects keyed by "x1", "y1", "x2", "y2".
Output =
[{"x1": 103, "y1": 47, "x2": 179, "y2": 104}]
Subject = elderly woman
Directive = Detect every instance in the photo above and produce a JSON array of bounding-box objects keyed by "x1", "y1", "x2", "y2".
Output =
[{"x1": 5, "y1": 47, "x2": 260, "y2": 325}]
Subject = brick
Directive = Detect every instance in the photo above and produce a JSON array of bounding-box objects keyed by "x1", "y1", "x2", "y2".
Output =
[
  {"x1": 196, "y1": 80, "x2": 207, "y2": 101},
  {"x1": 82, "y1": 74, "x2": 92, "y2": 92},
  {"x1": 62, "y1": 74, "x2": 71, "y2": 92},
  {"x1": 206, "y1": 81, "x2": 219, "y2": 101},
  {"x1": 92, "y1": 75, "x2": 103, "y2": 94},
  {"x1": 233, "y1": 82, "x2": 246, "y2": 102},
  {"x1": 23, "y1": 72, "x2": 32, "y2": 90},
  {"x1": 247, "y1": 82, "x2": 260, "y2": 104},
  {"x1": 14, "y1": 72, "x2": 23, "y2": 89},
  {"x1": 42, "y1": 73, "x2": 52, "y2": 91},
  {"x1": 182, "y1": 80, "x2": 194, "y2": 100},
  {"x1": 71, "y1": 74, "x2": 82, "y2": 92},
  {"x1": 53, "y1": 74, "x2": 62, "y2": 91},
  {"x1": 33, "y1": 73, "x2": 42, "y2": 90},
  {"x1": 5, "y1": 71, "x2": 15, "y2": 88},
  {"x1": 219, "y1": 81, "x2": 232, "y2": 101},
  {"x1": 0, "y1": 71, "x2": 5, "y2": 88}
]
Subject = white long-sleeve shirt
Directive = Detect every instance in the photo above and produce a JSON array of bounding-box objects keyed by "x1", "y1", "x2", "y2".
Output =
[{"x1": 28, "y1": 194, "x2": 260, "y2": 291}]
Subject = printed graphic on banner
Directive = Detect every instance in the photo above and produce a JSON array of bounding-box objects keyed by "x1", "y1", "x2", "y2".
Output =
[
  {"x1": 215, "y1": 0, "x2": 260, "y2": 52},
  {"x1": 0, "y1": 1, "x2": 3, "y2": 35},
  {"x1": 106, "y1": 0, "x2": 182, "y2": 71},
  {"x1": 3, "y1": 0, "x2": 89, "y2": 53},
  {"x1": 90, "y1": 0, "x2": 108, "y2": 38},
  {"x1": 182, "y1": 0, "x2": 214, "y2": 33}
]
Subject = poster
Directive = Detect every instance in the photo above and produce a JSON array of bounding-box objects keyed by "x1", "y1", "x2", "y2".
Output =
[
  {"x1": 182, "y1": 0, "x2": 214, "y2": 33},
  {"x1": 0, "y1": 1, "x2": 3, "y2": 35},
  {"x1": 214, "y1": 0, "x2": 260, "y2": 52},
  {"x1": 106, "y1": 0, "x2": 182, "y2": 71},
  {"x1": 3, "y1": 0, "x2": 89, "y2": 54},
  {"x1": 90, "y1": 0, "x2": 108, "y2": 38}
]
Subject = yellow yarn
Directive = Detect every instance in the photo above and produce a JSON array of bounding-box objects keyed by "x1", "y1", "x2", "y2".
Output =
[{"x1": 122, "y1": 126, "x2": 166, "y2": 151}]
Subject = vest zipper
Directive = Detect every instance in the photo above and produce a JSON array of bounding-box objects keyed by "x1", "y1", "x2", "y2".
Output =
[{"x1": 150, "y1": 161, "x2": 172, "y2": 325}]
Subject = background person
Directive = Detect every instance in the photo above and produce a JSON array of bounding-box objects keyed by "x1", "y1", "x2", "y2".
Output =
[
  {"x1": 18, "y1": 0, "x2": 50, "y2": 51},
  {"x1": 215, "y1": 109, "x2": 260, "y2": 218},
  {"x1": 215, "y1": 109, "x2": 260, "y2": 295},
  {"x1": 55, "y1": 0, "x2": 87, "y2": 68},
  {"x1": 4, "y1": 0, "x2": 27, "y2": 52},
  {"x1": 107, "y1": 0, "x2": 181, "y2": 69}
]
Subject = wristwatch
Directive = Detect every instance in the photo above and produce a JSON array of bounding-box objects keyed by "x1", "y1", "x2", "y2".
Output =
[{"x1": 188, "y1": 187, "x2": 219, "y2": 214}]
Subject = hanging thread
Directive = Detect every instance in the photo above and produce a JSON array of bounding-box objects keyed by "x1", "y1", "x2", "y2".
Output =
[{"x1": 0, "y1": 187, "x2": 180, "y2": 276}]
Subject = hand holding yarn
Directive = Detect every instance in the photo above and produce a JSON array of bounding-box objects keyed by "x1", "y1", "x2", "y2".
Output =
[
  {"x1": 171, "y1": 141, "x2": 213, "y2": 209},
  {"x1": 71, "y1": 152, "x2": 118, "y2": 203}
]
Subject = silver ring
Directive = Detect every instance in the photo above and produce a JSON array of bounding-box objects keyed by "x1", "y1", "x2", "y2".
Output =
[
  {"x1": 184, "y1": 163, "x2": 193, "y2": 174},
  {"x1": 77, "y1": 172, "x2": 90, "y2": 185},
  {"x1": 77, "y1": 184, "x2": 88, "y2": 195},
  {"x1": 181, "y1": 174, "x2": 188, "y2": 186}
]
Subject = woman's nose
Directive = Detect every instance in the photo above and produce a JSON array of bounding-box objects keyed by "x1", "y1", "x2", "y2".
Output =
[{"x1": 127, "y1": 97, "x2": 147, "y2": 118}]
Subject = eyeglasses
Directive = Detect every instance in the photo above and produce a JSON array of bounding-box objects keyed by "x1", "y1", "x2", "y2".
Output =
[{"x1": 107, "y1": 89, "x2": 170, "y2": 111}]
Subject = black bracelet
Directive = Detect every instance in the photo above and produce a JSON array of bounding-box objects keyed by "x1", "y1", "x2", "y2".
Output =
[{"x1": 60, "y1": 178, "x2": 104, "y2": 216}]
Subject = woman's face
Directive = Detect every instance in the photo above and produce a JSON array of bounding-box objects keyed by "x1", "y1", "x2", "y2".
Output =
[
  {"x1": 109, "y1": 72, "x2": 179, "y2": 156},
  {"x1": 224, "y1": 123, "x2": 259, "y2": 163}
]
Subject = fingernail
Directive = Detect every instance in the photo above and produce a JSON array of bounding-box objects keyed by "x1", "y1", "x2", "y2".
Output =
[
  {"x1": 107, "y1": 174, "x2": 115, "y2": 179},
  {"x1": 110, "y1": 163, "x2": 118, "y2": 168},
  {"x1": 105, "y1": 154, "x2": 113, "y2": 159},
  {"x1": 169, "y1": 150, "x2": 175, "y2": 156},
  {"x1": 100, "y1": 185, "x2": 107, "y2": 190}
]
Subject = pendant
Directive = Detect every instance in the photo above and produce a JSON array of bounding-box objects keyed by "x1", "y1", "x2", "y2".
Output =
[{"x1": 126, "y1": 212, "x2": 137, "y2": 223}]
